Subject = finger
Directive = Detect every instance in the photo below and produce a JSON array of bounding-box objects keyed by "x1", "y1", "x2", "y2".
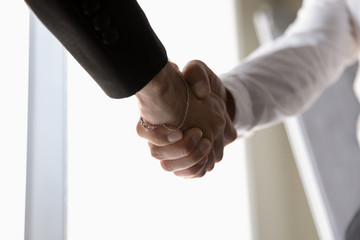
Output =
[
  {"x1": 188, "y1": 156, "x2": 209, "y2": 178},
  {"x1": 207, "y1": 72, "x2": 227, "y2": 100},
  {"x1": 208, "y1": 149, "x2": 216, "y2": 165},
  {"x1": 169, "y1": 61, "x2": 180, "y2": 71},
  {"x1": 136, "y1": 120, "x2": 183, "y2": 146},
  {"x1": 211, "y1": 101, "x2": 226, "y2": 162},
  {"x1": 213, "y1": 137, "x2": 225, "y2": 163},
  {"x1": 160, "y1": 138, "x2": 211, "y2": 172},
  {"x1": 174, "y1": 156, "x2": 208, "y2": 178},
  {"x1": 192, "y1": 166, "x2": 207, "y2": 178},
  {"x1": 205, "y1": 71, "x2": 227, "y2": 101},
  {"x1": 183, "y1": 60, "x2": 211, "y2": 99},
  {"x1": 149, "y1": 128, "x2": 203, "y2": 160},
  {"x1": 185, "y1": 60, "x2": 227, "y2": 100},
  {"x1": 206, "y1": 156, "x2": 215, "y2": 172}
]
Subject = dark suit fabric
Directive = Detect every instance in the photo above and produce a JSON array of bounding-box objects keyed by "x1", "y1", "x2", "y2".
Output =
[{"x1": 25, "y1": 0, "x2": 168, "y2": 98}]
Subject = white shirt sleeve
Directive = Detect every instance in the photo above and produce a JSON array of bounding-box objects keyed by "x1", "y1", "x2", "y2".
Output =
[{"x1": 222, "y1": 0, "x2": 359, "y2": 137}]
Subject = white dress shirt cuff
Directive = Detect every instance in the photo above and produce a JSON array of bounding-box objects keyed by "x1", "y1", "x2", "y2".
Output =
[{"x1": 221, "y1": 73, "x2": 254, "y2": 138}]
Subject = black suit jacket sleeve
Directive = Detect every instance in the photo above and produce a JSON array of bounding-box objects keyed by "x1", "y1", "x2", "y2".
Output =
[{"x1": 25, "y1": 0, "x2": 168, "y2": 98}]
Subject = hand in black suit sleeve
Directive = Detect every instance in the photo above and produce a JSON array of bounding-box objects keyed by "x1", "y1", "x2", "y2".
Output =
[{"x1": 25, "y1": 0, "x2": 168, "y2": 98}]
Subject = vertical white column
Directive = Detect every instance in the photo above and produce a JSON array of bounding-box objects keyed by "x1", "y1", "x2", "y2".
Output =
[
  {"x1": 0, "y1": 2, "x2": 29, "y2": 239},
  {"x1": 25, "y1": 14, "x2": 67, "y2": 240}
]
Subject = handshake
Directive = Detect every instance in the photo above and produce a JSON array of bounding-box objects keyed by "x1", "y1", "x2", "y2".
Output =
[{"x1": 136, "y1": 60, "x2": 237, "y2": 178}]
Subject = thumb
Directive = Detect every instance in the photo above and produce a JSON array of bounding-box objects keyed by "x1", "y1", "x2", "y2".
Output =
[{"x1": 183, "y1": 60, "x2": 211, "y2": 99}]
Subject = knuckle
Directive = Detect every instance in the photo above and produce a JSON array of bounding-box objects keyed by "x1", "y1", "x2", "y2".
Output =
[
  {"x1": 191, "y1": 159, "x2": 207, "y2": 176},
  {"x1": 216, "y1": 152, "x2": 224, "y2": 163},
  {"x1": 206, "y1": 159, "x2": 215, "y2": 172},
  {"x1": 160, "y1": 161, "x2": 174, "y2": 172},
  {"x1": 150, "y1": 146, "x2": 163, "y2": 159},
  {"x1": 194, "y1": 141, "x2": 210, "y2": 159},
  {"x1": 215, "y1": 154, "x2": 223, "y2": 163},
  {"x1": 229, "y1": 131, "x2": 237, "y2": 142},
  {"x1": 207, "y1": 163, "x2": 215, "y2": 172},
  {"x1": 184, "y1": 156, "x2": 198, "y2": 169},
  {"x1": 188, "y1": 167, "x2": 201, "y2": 177},
  {"x1": 214, "y1": 114, "x2": 226, "y2": 129},
  {"x1": 195, "y1": 169, "x2": 206, "y2": 178},
  {"x1": 181, "y1": 142, "x2": 196, "y2": 158},
  {"x1": 182, "y1": 165, "x2": 202, "y2": 178},
  {"x1": 225, "y1": 128, "x2": 237, "y2": 145},
  {"x1": 208, "y1": 152, "x2": 215, "y2": 167}
]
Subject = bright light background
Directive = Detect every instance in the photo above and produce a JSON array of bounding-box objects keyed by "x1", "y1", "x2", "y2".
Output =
[
  {"x1": 0, "y1": 1, "x2": 29, "y2": 240},
  {"x1": 67, "y1": 1, "x2": 251, "y2": 240}
]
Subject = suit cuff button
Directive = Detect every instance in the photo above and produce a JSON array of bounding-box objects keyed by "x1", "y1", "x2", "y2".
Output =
[
  {"x1": 102, "y1": 28, "x2": 120, "y2": 45},
  {"x1": 93, "y1": 14, "x2": 111, "y2": 31},
  {"x1": 82, "y1": 0, "x2": 100, "y2": 16}
]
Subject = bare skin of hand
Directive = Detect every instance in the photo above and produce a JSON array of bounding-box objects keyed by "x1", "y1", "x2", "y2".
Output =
[
  {"x1": 136, "y1": 61, "x2": 188, "y2": 129},
  {"x1": 137, "y1": 60, "x2": 237, "y2": 178}
]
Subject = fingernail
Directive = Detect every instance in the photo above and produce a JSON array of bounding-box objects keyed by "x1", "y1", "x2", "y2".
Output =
[
  {"x1": 167, "y1": 132, "x2": 182, "y2": 143},
  {"x1": 199, "y1": 140, "x2": 211, "y2": 154}
]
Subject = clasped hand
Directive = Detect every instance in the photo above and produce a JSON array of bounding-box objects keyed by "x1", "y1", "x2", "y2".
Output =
[{"x1": 137, "y1": 60, "x2": 237, "y2": 178}]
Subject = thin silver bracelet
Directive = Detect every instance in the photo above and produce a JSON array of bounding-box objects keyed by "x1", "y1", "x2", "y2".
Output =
[{"x1": 140, "y1": 76, "x2": 190, "y2": 131}]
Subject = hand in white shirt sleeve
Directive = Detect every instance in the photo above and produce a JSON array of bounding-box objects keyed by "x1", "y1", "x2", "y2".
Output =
[{"x1": 222, "y1": 0, "x2": 359, "y2": 136}]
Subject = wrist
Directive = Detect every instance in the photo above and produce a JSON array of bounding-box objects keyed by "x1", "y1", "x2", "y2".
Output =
[
  {"x1": 136, "y1": 62, "x2": 187, "y2": 126},
  {"x1": 136, "y1": 62, "x2": 171, "y2": 101}
]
